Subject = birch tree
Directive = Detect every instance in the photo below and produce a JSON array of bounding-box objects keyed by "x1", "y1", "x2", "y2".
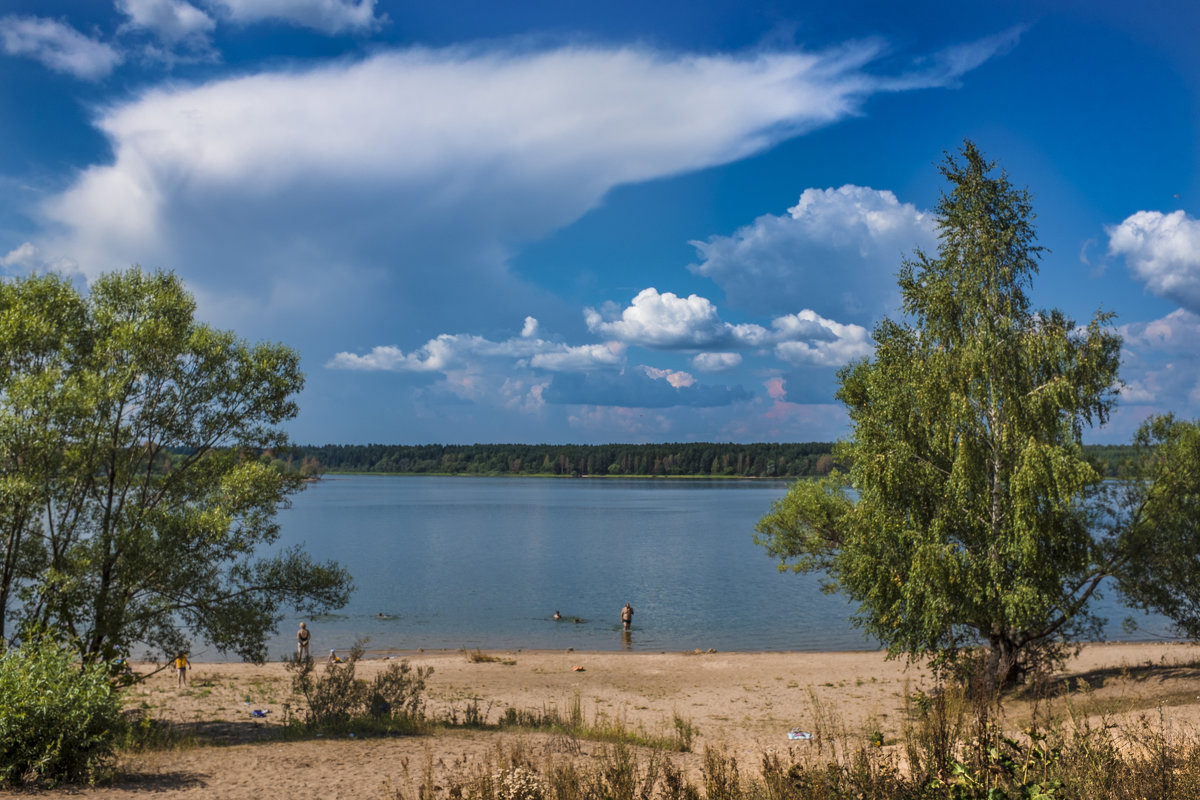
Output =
[{"x1": 757, "y1": 142, "x2": 1123, "y2": 688}]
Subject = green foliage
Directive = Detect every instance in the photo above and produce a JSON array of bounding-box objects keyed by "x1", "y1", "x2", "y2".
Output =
[
  {"x1": 1101, "y1": 414, "x2": 1200, "y2": 638},
  {"x1": 757, "y1": 141, "x2": 1127, "y2": 688},
  {"x1": 0, "y1": 267, "x2": 352, "y2": 662},
  {"x1": 285, "y1": 642, "x2": 433, "y2": 734},
  {"x1": 0, "y1": 632, "x2": 122, "y2": 787}
]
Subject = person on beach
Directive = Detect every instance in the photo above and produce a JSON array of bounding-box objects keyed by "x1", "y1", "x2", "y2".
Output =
[
  {"x1": 621, "y1": 602, "x2": 634, "y2": 631},
  {"x1": 328, "y1": 649, "x2": 342, "y2": 664},
  {"x1": 297, "y1": 621, "x2": 311, "y2": 659},
  {"x1": 175, "y1": 652, "x2": 190, "y2": 688}
]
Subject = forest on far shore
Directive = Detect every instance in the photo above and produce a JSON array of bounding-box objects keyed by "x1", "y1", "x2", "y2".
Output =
[{"x1": 279, "y1": 442, "x2": 1142, "y2": 480}]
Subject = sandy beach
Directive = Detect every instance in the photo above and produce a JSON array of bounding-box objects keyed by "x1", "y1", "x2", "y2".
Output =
[{"x1": 67, "y1": 642, "x2": 1200, "y2": 799}]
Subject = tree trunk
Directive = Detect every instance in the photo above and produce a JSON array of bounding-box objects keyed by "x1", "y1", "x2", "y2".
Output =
[{"x1": 987, "y1": 634, "x2": 1022, "y2": 690}]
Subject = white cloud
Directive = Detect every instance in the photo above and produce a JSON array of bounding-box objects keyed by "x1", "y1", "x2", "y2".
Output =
[
  {"x1": 586, "y1": 288, "x2": 872, "y2": 367},
  {"x1": 529, "y1": 344, "x2": 624, "y2": 372},
  {"x1": 327, "y1": 322, "x2": 752, "y2": 414},
  {"x1": 0, "y1": 241, "x2": 82, "y2": 276},
  {"x1": 1, "y1": 242, "x2": 40, "y2": 270},
  {"x1": 0, "y1": 15, "x2": 122, "y2": 80},
  {"x1": 118, "y1": 0, "x2": 215, "y2": 44},
  {"x1": 1116, "y1": 381, "x2": 1155, "y2": 404},
  {"x1": 771, "y1": 310, "x2": 872, "y2": 367},
  {"x1": 203, "y1": 0, "x2": 384, "y2": 34},
  {"x1": 37, "y1": 40, "x2": 992, "y2": 296},
  {"x1": 1110, "y1": 309, "x2": 1200, "y2": 413},
  {"x1": 689, "y1": 184, "x2": 936, "y2": 319},
  {"x1": 692, "y1": 352, "x2": 742, "y2": 372},
  {"x1": 1120, "y1": 307, "x2": 1200, "y2": 353},
  {"x1": 327, "y1": 329, "x2": 624, "y2": 373},
  {"x1": 585, "y1": 288, "x2": 753, "y2": 349},
  {"x1": 643, "y1": 365, "x2": 696, "y2": 388},
  {"x1": 1108, "y1": 210, "x2": 1200, "y2": 313},
  {"x1": 886, "y1": 27, "x2": 1023, "y2": 89}
]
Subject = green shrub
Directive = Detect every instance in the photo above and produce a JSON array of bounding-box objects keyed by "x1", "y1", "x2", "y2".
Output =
[
  {"x1": 0, "y1": 633, "x2": 122, "y2": 787},
  {"x1": 368, "y1": 658, "x2": 432, "y2": 721},
  {"x1": 284, "y1": 641, "x2": 433, "y2": 734}
]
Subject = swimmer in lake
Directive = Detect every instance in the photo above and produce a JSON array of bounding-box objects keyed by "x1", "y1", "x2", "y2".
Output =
[{"x1": 553, "y1": 610, "x2": 562, "y2": 620}]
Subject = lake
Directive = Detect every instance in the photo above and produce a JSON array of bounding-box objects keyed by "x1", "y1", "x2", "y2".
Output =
[{"x1": 259, "y1": 474, "x2": 1174, "y2": 660}]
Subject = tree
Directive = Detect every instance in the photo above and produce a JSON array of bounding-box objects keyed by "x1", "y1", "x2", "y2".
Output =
[
  {"x1": 0, "y1": 267, "x2": 351, "y2": 663},
  {"x1": 756, "y1": 142, "x2": 1125, "y2": 688}
]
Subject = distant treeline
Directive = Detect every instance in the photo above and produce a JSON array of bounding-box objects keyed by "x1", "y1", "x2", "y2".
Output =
[
  {"x1": 288, "y1": 442, "x2": 838, "y2": 478},
  {"x1": 281, "y1": 442, "x2": 1141, "y2": 480},
  {"x1": 1082, "y1": 444, "x2": 1141, "y2": 479}
]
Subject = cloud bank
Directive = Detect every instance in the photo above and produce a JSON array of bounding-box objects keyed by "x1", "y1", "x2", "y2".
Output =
[
  {"x1": 7, "y1": 30, "x2": 1017, "y2": 440},
  {"x1": 327, "y1": 325, "x2": 625, "y2": 373}
]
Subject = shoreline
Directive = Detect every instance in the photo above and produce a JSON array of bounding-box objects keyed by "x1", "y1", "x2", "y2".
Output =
[{"x1": 175, "y1": 634, "x2": 1192, "y2": 665}]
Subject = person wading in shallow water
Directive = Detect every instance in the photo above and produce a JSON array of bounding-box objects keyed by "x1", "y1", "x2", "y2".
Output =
[
  {"x1": 621, "y1": 602, "x2": 634, "y2": 631},
  {"x1": 297, "y1": 622, "x2": 311, "y2": 660}
]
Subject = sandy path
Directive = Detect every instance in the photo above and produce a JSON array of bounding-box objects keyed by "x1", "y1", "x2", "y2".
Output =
[{"x1": 59, "y1": 642, "x2": 1200, "y2": 799}]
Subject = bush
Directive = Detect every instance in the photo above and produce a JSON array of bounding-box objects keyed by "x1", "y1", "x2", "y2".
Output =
[
  {"x1": 0, "y1": 633, "x2": 122, "y2": 787},
  {"x1": 284, "y1": 641, "x2": 433, "y2": 734}
]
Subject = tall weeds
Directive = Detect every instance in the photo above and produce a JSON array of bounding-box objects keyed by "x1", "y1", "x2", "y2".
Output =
[
  {"x1": 440, "y1": 683, "x2": 1200, "y2": 800},
  {"x1": 284, "y1": 641, "x2": 433, "y2": 735},
  {"x1": 449, "y1": 692, "x2": 696, "y2": 753}
]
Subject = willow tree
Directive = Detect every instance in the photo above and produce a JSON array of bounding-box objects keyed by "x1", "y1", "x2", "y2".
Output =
[
  {"x1": 757, "y1": 142, "x2": 1122, "y2": 688},
  {"x1": 0, "y1": 268, "x2": 351, "y2": 662}
]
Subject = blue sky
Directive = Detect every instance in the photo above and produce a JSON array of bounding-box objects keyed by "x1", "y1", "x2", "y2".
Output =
[{"x1": 2, "y1": 0, "x2": 1199, "y2": 445}]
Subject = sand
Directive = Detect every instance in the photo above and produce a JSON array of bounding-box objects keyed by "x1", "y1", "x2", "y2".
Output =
[{"x1": 63, "y1": 642, "x2": 1200, "y2": 798}]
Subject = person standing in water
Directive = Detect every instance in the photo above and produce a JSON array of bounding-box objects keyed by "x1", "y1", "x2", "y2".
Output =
[{"x1": 620, "y1": 602, "x2": 634, "y2": 631}]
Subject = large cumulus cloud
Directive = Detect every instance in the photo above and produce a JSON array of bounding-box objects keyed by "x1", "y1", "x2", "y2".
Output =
[
  {"x1": 1108, "y1": 210, "x2": 1200, "y2": 314},
  {"x1": 689, "y1": 185, "x2": 937, "y2": 320}
]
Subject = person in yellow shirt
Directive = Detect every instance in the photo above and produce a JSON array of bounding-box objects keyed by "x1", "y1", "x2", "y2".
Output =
[{"x1": 175, "y1": 653, "x2": 190, "y2": 688}]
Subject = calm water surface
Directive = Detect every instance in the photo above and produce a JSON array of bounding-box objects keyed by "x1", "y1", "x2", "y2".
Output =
[{"x1": 259, "y1": 475, "x2": 1173, "y2": 659}]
